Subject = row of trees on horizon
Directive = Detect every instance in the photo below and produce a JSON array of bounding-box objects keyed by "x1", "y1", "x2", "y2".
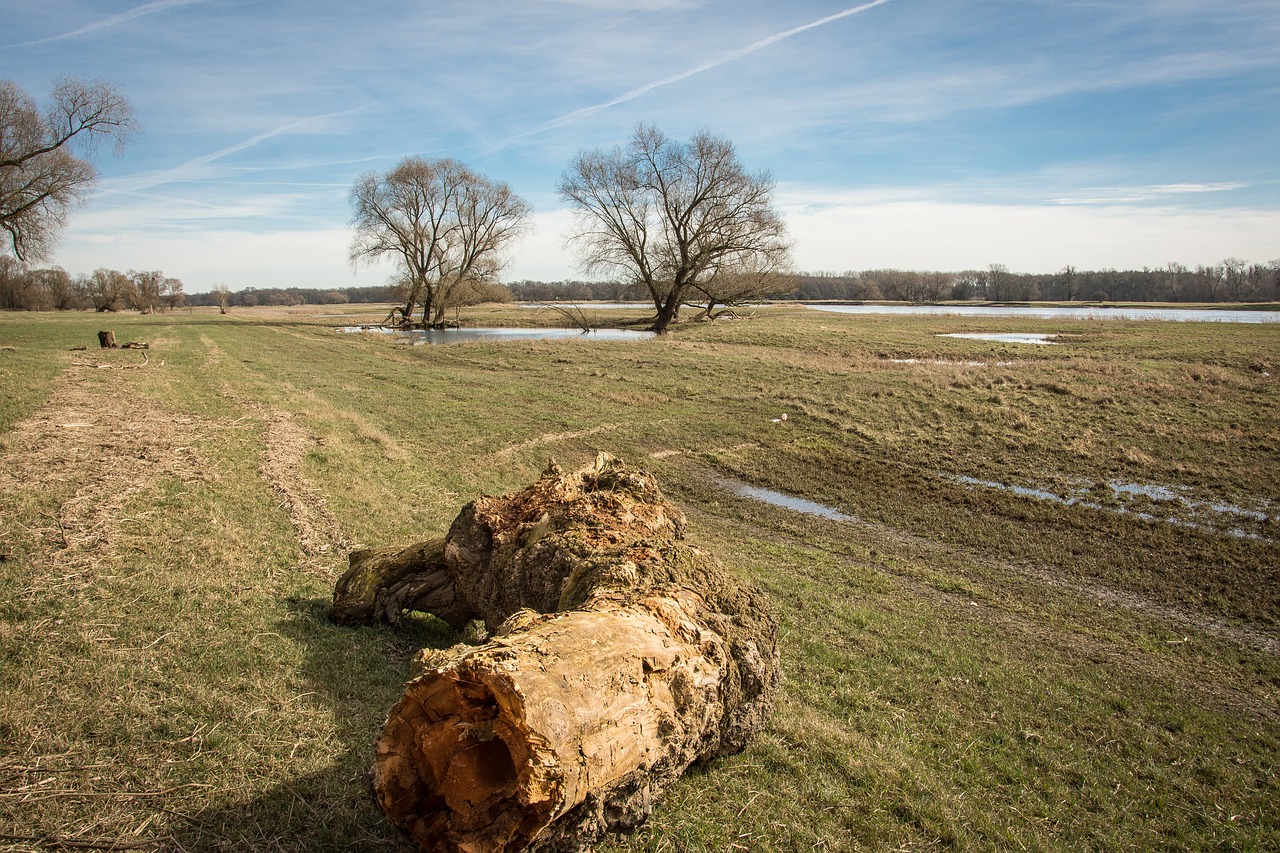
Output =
[
  {"x1": 3, "y1": 78, "x2": 1277, "y2": 320},
  {"x1": 0, "y1": 258, "x2": 185, "y2": 313},
  {"x1": 4, "y1": 259, "x2": 1277, "y2": 313}
]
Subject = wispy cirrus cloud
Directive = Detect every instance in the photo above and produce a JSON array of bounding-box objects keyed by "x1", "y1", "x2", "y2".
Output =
[
  {"x1": 103, "y1": 104, "x2": 373, "y2": 195},
  {"x1": 506, "y1": 0, "x2": 896, "y2": 142},
  {"x1": 9, "y1": 0, "x2": 214, "y2": 48},
  {"x1": 1048, "y1": 182, "x2": 1252, "y2": 205}
]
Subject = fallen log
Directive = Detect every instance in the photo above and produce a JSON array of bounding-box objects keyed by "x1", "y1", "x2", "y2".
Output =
[
  {"x1": 335, "y1": 454, "x2": 779, "y2": 852},
  {"x1": 332, "y1": 538, "x2": 472, "y2": 628}
]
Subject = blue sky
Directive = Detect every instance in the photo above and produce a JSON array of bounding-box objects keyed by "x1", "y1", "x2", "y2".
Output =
[{"x1": 5, "y1": 0, "x2": 1278, "y2": 292}]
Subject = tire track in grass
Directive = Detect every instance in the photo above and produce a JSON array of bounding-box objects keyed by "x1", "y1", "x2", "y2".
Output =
[
  {"x1": 0, "y1": 357, "x2": 212, "y2": 597},
  {"x1": 258, "y1": 409, "x2": 353, "y2": 576},
  {"x1": 199, "y1": 334, "x2": 354, "y2": 576}
]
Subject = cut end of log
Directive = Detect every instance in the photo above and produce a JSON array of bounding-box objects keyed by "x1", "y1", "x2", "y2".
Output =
[{"x1": 375, "y1": 665, "x2": 561, "y2": 852}]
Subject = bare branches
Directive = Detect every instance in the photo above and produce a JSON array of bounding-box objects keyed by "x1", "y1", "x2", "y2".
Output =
[
  {"x1": 348, "y1": 157, "x2": 531, "y2": 327},
  {"x1": 559, "y1": 124, "x2": 791, "y2": 334},
  {"x1": 0, "y1": 78, "x2": 137, "y2": 262}
]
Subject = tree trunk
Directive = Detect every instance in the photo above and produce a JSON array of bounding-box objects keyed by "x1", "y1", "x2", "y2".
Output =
[
  {"x1": 97, "y1": 330, "x2": 117, "y2": 348},
  {"x1": 338, "y1": 455, "x2": 779, "y2": 852},
  {"x1": 649, "y1": 292, "x2": 682, "y2": 334}
]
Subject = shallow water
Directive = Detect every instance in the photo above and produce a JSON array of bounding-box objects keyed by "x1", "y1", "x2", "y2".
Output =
[
  {"x1": 712, "y1": 476, "x2": 856, "y2": 522},
  {"x1": 946, "y1": 474, "x2": 1274, "y2": 540},
  {"x1": 339, "y1": 326, "x2": 655, "y2": 344},
  {"x1": 806, "y1": 304, "x2": 1280, "y2": 323},
  {"x1": 937, "y1": 332, "x2": 1057, "y2": 345}
]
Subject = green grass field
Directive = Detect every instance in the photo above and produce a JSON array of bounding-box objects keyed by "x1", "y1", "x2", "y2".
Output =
[{"x1": 1, "y1": 304, "x2": 1277, "y2": 851}]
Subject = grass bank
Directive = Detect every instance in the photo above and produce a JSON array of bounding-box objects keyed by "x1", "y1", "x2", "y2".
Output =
[{"x1": 1, "y1": 305, "x2": 1276, "y2": 851}]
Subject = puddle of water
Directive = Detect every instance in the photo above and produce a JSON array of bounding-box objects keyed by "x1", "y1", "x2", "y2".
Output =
[
  {"x1": 888, "y1": 358, "x2": 1017, "y2": 367},
  {"x1": 945, "y1": 474, "x2": 1274, "y2": 540},
  {"x1": 713, "y1": 476, "x2": 856, "y2": 522},
  {"x1": 339, "y1": 326, "x2": 655, "y2": 344},
  {"x1": 937, "y1": 333, "x2": 1058, "y2": 345}
]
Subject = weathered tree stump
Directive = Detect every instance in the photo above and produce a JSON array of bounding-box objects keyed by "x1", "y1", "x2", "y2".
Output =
[
  {"x1": 334, "y1": 454, "x2": 779, "y2": 852},
  {"x1": 97, "y1": 330, "x2": 117, "y2": 349}
]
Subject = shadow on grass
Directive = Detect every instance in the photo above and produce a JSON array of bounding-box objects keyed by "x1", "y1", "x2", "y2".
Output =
[{"x1": 168, "y1": 597, "x2": 454, "y2": 852}]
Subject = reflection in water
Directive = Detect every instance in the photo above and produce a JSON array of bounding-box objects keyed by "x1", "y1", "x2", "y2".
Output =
[
  {"x1": 339, "y1": 326, "x2": 655, "y2": 344},
  {"x1": 712, "y1": 476, "x2": 856, "y2": 522},
  {"x1": 946, "y1": 474, "x2": 1274, "y2": 540},
  {"x1": 937, "y1": 332, "x2": 1057, "y2": 344}
]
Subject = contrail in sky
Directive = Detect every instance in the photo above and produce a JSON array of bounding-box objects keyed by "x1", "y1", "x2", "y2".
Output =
[
  {"x1": 105, "y1": 105, "x2": 373, "y2": 196},
  {"x1": 532, "y1": 0, "x2": 896, "y2": 135},
  {"x1": 11, "y1": 0, "x2": 212, "y2": 48}
]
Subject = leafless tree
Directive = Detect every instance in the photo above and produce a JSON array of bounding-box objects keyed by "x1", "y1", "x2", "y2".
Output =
[
  {"x1": 687, "y1": 254, "x2": 793, "y2": 321},
  {"x1": 985, "y1": 263, "x2": 1012, "y2": 301},
  {"x1": 349, "y1": 157, "x2": 531, "y2": 328},
  {"x1": 28, "y1": 266, "x2": 80, "y2": 310},
  {"x1": 129, "y1": 269, "x2": 164, "y2": 313},
  {"x1": 1, "y1": 78, "x2": 137, "y2": 262},
  {"x1": 0, "y1": 255, "x2": 24, "y2": 309},
  {"x1": 82, "y1": 267, "x2": 135, "y2": 312},
  {"x1": 211, "y1": 281, "x2": 231, "y2": 314},
  {"x1": 558, "y1": 124, "x2": 792, "y2": 334},
  {"x1": 162, "y1": 275, "x2": 185, "y2": 311}
]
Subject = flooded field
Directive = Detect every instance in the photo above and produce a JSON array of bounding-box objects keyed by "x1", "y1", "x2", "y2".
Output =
[
  {"x1": 807, "y1": 303, "x2": 1280, "y2": 323},
  {"x1": 339, "y1": 326, "x2": 656, "y2": 344}
]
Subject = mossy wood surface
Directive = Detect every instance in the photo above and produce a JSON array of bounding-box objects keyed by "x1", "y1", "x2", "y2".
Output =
[{"x1": 337, "y1": 455, "x2": 779, "y2": 851}]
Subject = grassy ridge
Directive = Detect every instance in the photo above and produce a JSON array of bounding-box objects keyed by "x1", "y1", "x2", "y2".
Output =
[{"x1": 0, "y1": 306, "x2": 1276, "y2": 851}]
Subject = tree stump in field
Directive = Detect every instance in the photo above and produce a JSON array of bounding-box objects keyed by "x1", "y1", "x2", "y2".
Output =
[
  {"x1": 333, "y1": 454, "x2": 779, "y2": 852},
  {"x1": 97, "y1": 330, "x2": 117, "y2": 349}
]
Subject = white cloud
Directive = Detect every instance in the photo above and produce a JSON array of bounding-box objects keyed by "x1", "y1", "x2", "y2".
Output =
[
  {"x1": 54, "y1": 226, "x2": 380, "y2": 292},
  {"x1": 784, "y1": 199, "x2": 1280, "y2": 273},
  {"x1": 1047, "y1": 183, "x2": 1252, "y2": 205}
]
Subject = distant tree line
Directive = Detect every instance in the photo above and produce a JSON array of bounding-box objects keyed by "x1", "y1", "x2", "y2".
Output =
[
  {"x1": 0, "y1": 259, "x2": 185, "y2": 312},
  {"x1": 5, "y1": 258, "x2": 1278, "y2": 314},
  {"x1": 790, "y1": 260, "x2": 1280, "y2": 303},
  {"x1": 183, "y1": 284, "x2": 399, "y2": 309},
  {"x1": 506, "y1": 279, "x2": 639, "y2": 302}
]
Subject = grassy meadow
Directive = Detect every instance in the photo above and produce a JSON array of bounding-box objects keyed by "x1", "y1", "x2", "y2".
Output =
[{"x1": 0, "y1": 303, "x2": 1277, "y2": 851}]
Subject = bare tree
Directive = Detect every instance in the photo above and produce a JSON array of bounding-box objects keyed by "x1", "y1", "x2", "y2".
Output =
[
  {"x1": 162, "y1": 275, "x2": 185, "y2": 311},
  {"x1": 129, "y1": 269, "x2": 164, "y2": 313},
  {"x1": 1, "y1": 78, "x2": 137, "y2": 262},
  {"x1": 211, "y1": 281, "x2": 231, "y2": 314},
  {"x1": 687, "y1": 256, "x2": 793, "y2": 320},
  {"x1": 82, "y1": 267, "x2": 135, "y2": 312},
  {"x1": 0, "y1": 255, "x2": 24, "y2": 309},
  {"x1": 559, "y1": 124, "x2": 792, "y2": 334},
  {"x1": 28, "y1": 266, "x2": 81, "y2": 309},
  {"x1": 985, "y1": 263, "x2": 1012, "y2": 301},
  {"x1": 349, "y1": 157, "x2": 531, "y2": 328},
  {"x1": 1056, "y1": 265, "x2": 1078, "y2": 301},
  {"x1": 1222, "y1": 257, "x2": 1248, "y2": 302}
]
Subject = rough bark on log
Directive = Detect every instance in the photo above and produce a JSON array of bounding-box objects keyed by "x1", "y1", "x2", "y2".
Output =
[
  {"x1": 97, "y1": 330, "x2": 117, "y2": 349},
  {"x1": 333, "y1": 538, "x2": 474, "y2": 628},
  {"x1": 338, "y1": 454, "x2": 779, "y2": 852}
]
